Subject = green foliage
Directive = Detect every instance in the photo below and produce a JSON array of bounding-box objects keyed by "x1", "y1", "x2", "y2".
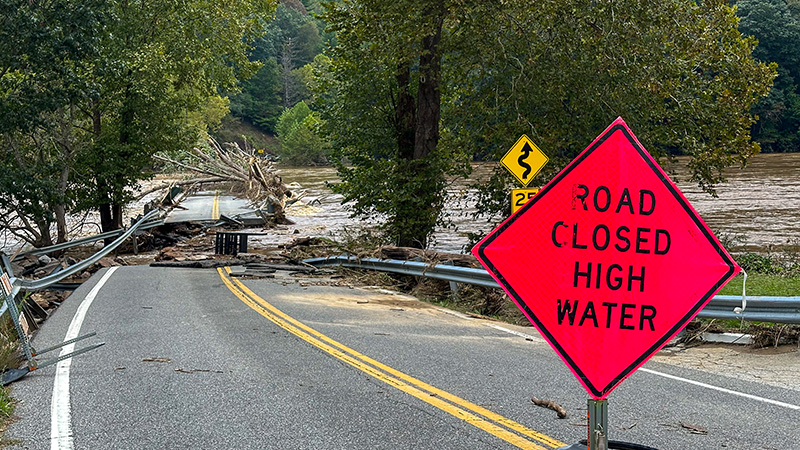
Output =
[
  {"x1": 736, "y1": 252, "x2": 800, "y2": 276},
  {"x1": 276, "y1": 101, "x2": 311, "y2": 138},
  {"x1": 321, "y1": 0, "x2": 772, "y2": 247},
  {"x1": 0, "y1": 123, "x2": 75, "y2": 246},
  {"x1": 77, "y1": 0, "x2": 278, "y2": 224},
  {"x1": 0, "y1": 0, "x2": 107, "y2": 244},
  {"x1": 252, "y1": 1, "x2": 325, "y2": 66},
  {"x1": 320, "y1": 0, "x2": 472, "y2": 249},
  {"x1": 449, "y1": 0, "x2": 775, "y2": 220},
  {"x1": 0, "y1": 0, "x2": 106, "y2": 134},
  {"x1": 233, "y1": 0, "x2": 325, "y2": 128},
  {"x1": 188, "y1": 96, "x2": 231, "y2": 135},
  {"x1": 230, "y1": 59, "x2": 283, "y2": 133},
  {"x1": 276, "y1": 101, "x2": 328, "y2": 165},
  {"x1": 737, "y1": 0, "x2": 800, "y2": 152},
  {"x1": 0, "y1": 0, "x2": 278, "y2": 243}
]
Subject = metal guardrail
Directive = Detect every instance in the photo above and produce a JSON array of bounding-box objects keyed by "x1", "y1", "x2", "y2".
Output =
[
  {"x1": 305, "y1": 255, "x2": 800, "y2": 324},
  {"x1": 0, "y1": 211, "x2": 163, "y2": 383},
  {"x1": 14, "y1": 217, "x2": 165, "y2": 259},
  {"x1": 305, "y1": 255, "x2": 500, "y2": 288},
  {"x1": 1, "y1": 209, "x2": 163, "y2": 312}
]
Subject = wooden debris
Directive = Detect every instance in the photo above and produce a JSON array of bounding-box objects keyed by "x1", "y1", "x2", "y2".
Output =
[
  {"x1": 174, "y1": 368, "x2": 223, "y2": 374},
  {"x1": 153, "y1": 138, "x2": 292, "y2": 223},
  {"x1": 531, "y1": 397, "x2": 568, "y2": 419},
  {"x1": 374, "y1": 246, "x2": 478, "y2": 266},
  {"x1": 679, "y1": 421, "x2": 708, "y2": 435}
]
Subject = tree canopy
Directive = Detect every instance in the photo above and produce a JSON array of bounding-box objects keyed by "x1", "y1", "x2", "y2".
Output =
[
  {"x1": 229, "y1": 0, "x2": 327, "y2": 133},
  {"x1": 0, "y1": 0, "x2": 277, "y2": 245},
  {"x1": 737, "y1": 0, "x2": 800, "y2": 152},
  {"x1": 319, "y1": 0, "x2": 775, "y2": 248},
  {"x1": 0, "y1": 0, "x2": 785, "y2": 251}
]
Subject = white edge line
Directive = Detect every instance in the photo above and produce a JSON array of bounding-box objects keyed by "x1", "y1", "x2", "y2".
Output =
[
  {"x1": 434, "y1": 307, "x2": 473, "y2": 320},
  {"x1": 483, "y1": 323, "x2": 545, "y2": 343},
  {"x1": 51, "y1": 267, "x2": 118, "y2": 450},
  {"x1": 639, "y1": 367, "x2": 800, "y2": 411},
  {"x1": 438, "y1": 306, "x2": 800, "y2": 412}
]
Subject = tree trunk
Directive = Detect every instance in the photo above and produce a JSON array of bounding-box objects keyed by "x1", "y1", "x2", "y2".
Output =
[
  {"x1": 393, "y1": 6, "x2": 446, "y2": 249},
  {"x1": 281, "y1": 38, "x2": 296, "y2": 108},
  {"x1": 92, "y1": 99, "x2": 118, "y2": 240},
  {"x1": 54, "y1": 135, "x2": 71, "y2": 243},
  {"x1": 112, "y1": 203, "x2": 124, "y2": 229},
  {"x1": 33, "y1": 218, "x2": 54, "y2": 248},
  {"x1": 99, "y1": 202, "x2": 114, "y2": 233},
  {"x1": 54, "y1": 204, "x2": 67, "y2": 244},
  {"x1": 413, "y1": 8, "x2": 445, "y2": 160},
  {"x1": 396, "y1": 64, "x2": 416, "y2": 160}
]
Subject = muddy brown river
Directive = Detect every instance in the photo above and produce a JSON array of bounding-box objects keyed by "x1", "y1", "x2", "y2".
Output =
[{"x1": 278, "y1": 153, "x2": 800, "y2": 254}]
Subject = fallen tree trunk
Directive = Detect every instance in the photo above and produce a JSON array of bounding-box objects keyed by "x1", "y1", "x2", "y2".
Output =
[
  {"x1": 134, "y1": 176, "x2": 229, "y2": 201},
  {"x1": 154, "y1": 140, "x2": 292, "y2": 222}
]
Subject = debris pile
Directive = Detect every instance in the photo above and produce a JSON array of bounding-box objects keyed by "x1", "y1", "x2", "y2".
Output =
[{"x1": 154, "y1": 139, "x2": 293, "y2": 222}]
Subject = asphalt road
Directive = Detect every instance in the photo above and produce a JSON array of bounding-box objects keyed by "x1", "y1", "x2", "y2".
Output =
[
  {"x1": 164, "y1": 191, "x2": 253, "y2": 223},
  {"x1": 6, "y1": 266, "x2": 799, "y2": 449}
]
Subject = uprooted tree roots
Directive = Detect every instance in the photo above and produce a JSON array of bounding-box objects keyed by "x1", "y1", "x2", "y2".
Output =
[{"x1": 154, "y1": 138, "x2": 292, "y2": 220}]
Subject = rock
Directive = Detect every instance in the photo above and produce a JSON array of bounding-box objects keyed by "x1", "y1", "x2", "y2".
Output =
[
  {"x1": 113, "y1": 256, "x2": 128, "y2": 266},
  {"x1": 38, "y1": 255, "x2": 52, "y2": 265},
  {"x1": 158, "y1": 246, "x2": 184, "y2": 261},
  {"x1": 97, "y1": 257, "x2": 117, "y2": 268}
]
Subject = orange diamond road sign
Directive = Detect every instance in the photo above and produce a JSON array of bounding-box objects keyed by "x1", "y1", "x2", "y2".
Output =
[
  {"x1": 473, "y1": 118, "x2": 740, "y2": 399},
  {"x1": 501, "y1": 135, "x2": 548, "y2": 187}
]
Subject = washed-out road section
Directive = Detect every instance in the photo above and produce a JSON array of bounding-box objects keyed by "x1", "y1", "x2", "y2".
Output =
[{"x1": 6, "y1": 266, "x2": 799, "y2": 449}]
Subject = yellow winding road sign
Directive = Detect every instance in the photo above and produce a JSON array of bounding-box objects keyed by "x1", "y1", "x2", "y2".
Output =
[{"x1": 501, "y1": 135, "x2": 548, "y2": 187}]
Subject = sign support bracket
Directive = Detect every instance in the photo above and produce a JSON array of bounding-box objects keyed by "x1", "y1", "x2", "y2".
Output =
[{"x1": 588, "y1": 398, "x2": 608, "y2": 450}]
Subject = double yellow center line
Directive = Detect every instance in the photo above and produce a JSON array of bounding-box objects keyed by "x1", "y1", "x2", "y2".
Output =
[
  {"x1": 217, "y1": 267, "x2": 565, "y2": 449},
  {"x1": 211, "y1": 191, "x2": 220, "y2": 220}
]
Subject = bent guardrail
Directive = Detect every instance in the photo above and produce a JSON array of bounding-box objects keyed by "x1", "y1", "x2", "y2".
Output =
[
  {"x1": 14, "y1": 216, "x2": 165, "y2": 260},
  {"x1": 305, "y1": 255, "x2": 800, "y2": 324},
  {"x1": 0, "y1": 209, "x2": 162, "y2": 383},
  {"x1": 12, "y1": 209, "x2": 161, "y2": 293}
]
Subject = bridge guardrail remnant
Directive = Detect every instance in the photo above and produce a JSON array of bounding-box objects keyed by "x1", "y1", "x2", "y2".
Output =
[
  {"x1": 10, "y1": 208, "x2": 161, "y2": 294},
  {"x1": 304, "y1": 255, "x2": 800, "y2": 325},
  {"x1": 0, "y1": 209, "x2": 162, "y2": 383},
  {"x1": 14, "y1": 216, "x2": 165, "y2": 260}
]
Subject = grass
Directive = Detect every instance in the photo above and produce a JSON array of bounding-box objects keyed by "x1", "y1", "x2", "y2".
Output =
[
  {"x1": 0, "y1": 326, "x2": 18, "y2": 446},
  {"x1": 0, "y1": 387, "x2": 14, "y2": 421},
  {"x1": 0, "y1": 384, "x2": 17, "y2": 449},
  {"x1": 718, "y1": 272, "x2": 800, "y2": 297},
  {"x1": 690, "y1": 252, "x2": 800, "y2": 347},
  {"x1": 0, "y1": 313, "x2": 24, "y2": 444}
]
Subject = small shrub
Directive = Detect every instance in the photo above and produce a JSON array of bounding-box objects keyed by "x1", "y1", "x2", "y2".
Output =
[
  {"x1": 736, "y1": 248, "x2": 800, "y2": 278},
  {"x1": 0, "y1": 321, "x2": 21, "y2": 373},
  {"x1": 0, "y1": 386, "x2": 14, "y2": 419},
  {"x1": 738, "y1": 253, "x2": 784, "y2": 275}
]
